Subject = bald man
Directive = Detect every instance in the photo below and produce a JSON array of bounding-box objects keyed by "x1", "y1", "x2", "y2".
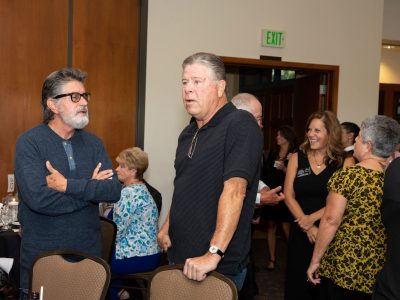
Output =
[
  {"x1": 231, "y1": 93, "x2": 285, "y2": 206},
  {"x1": 232, "y1": 93, "x2": 285, "y2": 299}
]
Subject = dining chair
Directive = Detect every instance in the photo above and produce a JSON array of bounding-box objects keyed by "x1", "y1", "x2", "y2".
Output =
[
  {"x1": 29, "y1": 250, "x2": 110, "y2": 300},
  {"x1": 143, "y1": 180, "x2": 162, "y2": 215},
  {"x1": 147, "y1": 264, "x2": 238, "y2": 300},
  {"x1": 99, "y1": 216, "x2": 117, "y2": 263}
]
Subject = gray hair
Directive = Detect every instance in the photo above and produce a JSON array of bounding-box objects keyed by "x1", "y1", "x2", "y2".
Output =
[
  {"x1": 360, "y1": 115, "x2": 400, "y2": 158},
  {"x1": 231, "y1": 93, "x2": 259, "y2": 110},
  {"x1": 182, "y1": 52, "x2": 226, "y2": 82},
  {"x1": 41, "y1": 68, "x2": 87, "y2": 124}
]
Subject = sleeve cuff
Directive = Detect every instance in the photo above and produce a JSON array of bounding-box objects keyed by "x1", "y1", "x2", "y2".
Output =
[{"x1": 255, "y1": 193, "x2": 261, "y2": 204}]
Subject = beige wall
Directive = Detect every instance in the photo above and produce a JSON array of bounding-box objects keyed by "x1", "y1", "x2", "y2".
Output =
[
  {"x1": 144, "y1": 0, "x2": 384, "y2": 223},
  {"x1": 380, "y1": 0, "x2": 400, "y2": 84},
  {"x1": 383, "y1": 0, "x2": 400, "y2": 40}
]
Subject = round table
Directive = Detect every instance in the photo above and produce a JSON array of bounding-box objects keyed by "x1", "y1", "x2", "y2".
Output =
[{"x1": 0, "y1": 229, "x2": 21, "y2": 291}]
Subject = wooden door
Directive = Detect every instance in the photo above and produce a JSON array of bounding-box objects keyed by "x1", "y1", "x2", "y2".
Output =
[
  {"x1": 240, "y1": 73, "x2": 321, "y2": 152},
  {"x1": 0, "y1": 0, "x2": 69, "y2": 195},
  {"x1": 292, "y1": 73, "x2": 321, "y2": 146},
  {"x1": 379, "y1": 83, "x2": 400, "y2": 123},
  {"x1": 222, "y1": 56, "x2": 338, "y2": 153},
  {"x1": 73, "y1": 0, "x2": 140, "y2": 165},
  {"x1": 257, "y1": 84, "x2": 295, "y2": 151}
]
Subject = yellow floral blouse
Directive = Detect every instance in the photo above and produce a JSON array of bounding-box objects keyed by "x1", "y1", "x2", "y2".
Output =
[{"x1": 320, "y1": 166, "x2": 386, "y2": 294}]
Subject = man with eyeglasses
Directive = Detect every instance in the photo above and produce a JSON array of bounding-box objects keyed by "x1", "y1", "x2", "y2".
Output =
[
  {"x1": 232, "y1": 92, "x2": 285, "y2": 299},
  {"x1": 157, "y1": 53, "x2": 263, "y2": 291},
  {"x1": 231, "y1": 93, "x2": 285, "y2": 207},
  {"x1": 14, "y1": 68, "x2": 121, "y2": 298}
]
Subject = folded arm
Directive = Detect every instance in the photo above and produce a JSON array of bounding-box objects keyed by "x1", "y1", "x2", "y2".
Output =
[{"x1": 15, "y1": 135, "x2": 121, "y2": 217}]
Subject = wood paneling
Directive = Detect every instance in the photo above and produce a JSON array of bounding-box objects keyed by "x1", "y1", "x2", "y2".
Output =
[
  {"x1": 0, "y1": 0, "x2": 68, "y2": 195},
  {"x1": 0, "y1": 0, "x2": 141, "y2": 196},
  {"x1": 73, "y1": 0, "x2": 139, "y2": 165},
  {"x1": 379, "y1": 83, "x2": 400, "y2": 123},
  {"x1": 293, "y1": 73, "x2": 321, "y2": 144},
  {"x1": 261, "y1": 85, "x2": 295, "y2": 151}
]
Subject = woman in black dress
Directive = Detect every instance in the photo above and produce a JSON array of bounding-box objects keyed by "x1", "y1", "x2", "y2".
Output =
[
  {"x1": 262, "y1": 125, "x2": 297, "y2": 270},
  {"x1": 284, "y1": 111, "x2": 344, "y2": 300}
]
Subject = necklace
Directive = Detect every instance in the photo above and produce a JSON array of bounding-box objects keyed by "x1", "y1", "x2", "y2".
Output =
[{"x1": 312, "y1": 151, "x2": 324, "y2": 169}]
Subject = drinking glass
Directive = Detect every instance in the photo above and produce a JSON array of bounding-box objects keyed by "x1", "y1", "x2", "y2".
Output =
[{"x1": 0, "y1": 205, "x2": 11, "y2": 230}]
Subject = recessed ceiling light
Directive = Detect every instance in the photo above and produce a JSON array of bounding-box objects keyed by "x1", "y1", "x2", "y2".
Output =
[{"x1": 382, "y1": 40, "x2": 400, "y2": 50}]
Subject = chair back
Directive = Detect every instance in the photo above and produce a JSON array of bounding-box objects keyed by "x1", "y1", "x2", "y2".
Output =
[
  {"x1": 143, "y1": 180, "x2": 162, "y2": 215},
  {"x1": 148, "y1": 265, "x2": 238, "y2": 300},
  {"x1": 29, "y1": 250, "x2": 110, "y2": 300},
  {"x1": 99, "y1": 216, "x2": 117, "y2": 263}
]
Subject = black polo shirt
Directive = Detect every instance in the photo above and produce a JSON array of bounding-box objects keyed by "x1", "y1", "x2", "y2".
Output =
[{"x1": 168, "y1": 102, "x2": 263, "y2": 275}]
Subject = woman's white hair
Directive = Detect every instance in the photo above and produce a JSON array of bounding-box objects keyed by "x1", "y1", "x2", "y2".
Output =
[{"x1": 360, "y1": 115, "x2": 400, "y2": 158}]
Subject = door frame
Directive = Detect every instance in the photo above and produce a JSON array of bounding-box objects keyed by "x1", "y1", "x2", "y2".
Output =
[{"x1": 220, "y1": 56, "x2": 339, "y2": 113}]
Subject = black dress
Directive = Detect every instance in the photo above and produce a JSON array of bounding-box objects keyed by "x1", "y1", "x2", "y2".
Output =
[
  {"x1": 284, "y1": 151, "x2": 339, "y2": 300},
  {"x1": 373, "y1": 157, "x2": 400, "y2": 300},
  {"x1": 262, "y1": 149, "x2": 293, "y2": 223}
]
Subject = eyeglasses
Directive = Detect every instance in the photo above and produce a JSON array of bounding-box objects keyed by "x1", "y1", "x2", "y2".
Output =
[
  {"x1": 187, "y1": 128, "x2": 200, "y2": 159},
  {"x1": 53, "y1": 92, "x2": 91, "y2": 103}
]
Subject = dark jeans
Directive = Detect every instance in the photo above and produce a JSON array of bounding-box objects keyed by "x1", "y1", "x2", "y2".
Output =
[
  {"x1": 225, "y1": 268, "x2": 247, "y2": 292},
  {"x1": 19, "y1": 289, "x2": 28, "y2": 300},
  {"x1": 239, "y1": 254, "x2": 258, "y2": 299}
]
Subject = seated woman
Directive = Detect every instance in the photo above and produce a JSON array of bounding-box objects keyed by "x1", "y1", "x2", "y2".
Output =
[
  {"x1": 111, "y1": 147, "x2": 161, "y2": 299},
  {"x1": 307, "y1": 115, "x2": 400, "y2": 300}
]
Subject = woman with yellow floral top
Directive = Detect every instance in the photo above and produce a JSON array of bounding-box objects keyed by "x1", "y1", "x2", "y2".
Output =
[{"x1": 307, "y1": 115, "x2": 400, "y2": 300}]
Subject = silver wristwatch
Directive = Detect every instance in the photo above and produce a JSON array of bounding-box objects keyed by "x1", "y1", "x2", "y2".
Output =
[{"x1": 209, "y1": 245, "x2": 224, "y2": 258}]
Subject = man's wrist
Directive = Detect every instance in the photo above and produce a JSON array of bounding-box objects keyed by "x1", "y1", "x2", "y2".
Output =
[{"x1": 62, "y1": 179, "x2": 68, "y2": 192}]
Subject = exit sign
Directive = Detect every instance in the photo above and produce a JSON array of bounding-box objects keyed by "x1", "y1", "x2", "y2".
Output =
[{"x1": 262, "y1": 30, "x2": 286, "y2": 48}]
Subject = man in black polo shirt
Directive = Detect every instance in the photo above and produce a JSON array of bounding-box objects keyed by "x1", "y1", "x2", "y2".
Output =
[{"x1": 157, "y1": 52, "x2": 263, "y2": 290}]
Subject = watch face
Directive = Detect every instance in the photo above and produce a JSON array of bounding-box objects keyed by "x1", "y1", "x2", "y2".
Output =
[{"x1": 209, "y1": 246, "x2": 218, "y2": 253}]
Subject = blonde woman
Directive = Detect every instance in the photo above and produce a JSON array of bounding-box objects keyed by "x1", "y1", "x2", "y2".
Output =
[{"x1": 111, "y1": 147, "x2": 161, "y2": 299}]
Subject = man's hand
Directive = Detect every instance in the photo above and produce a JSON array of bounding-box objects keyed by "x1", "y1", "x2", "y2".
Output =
[
  {"x1": 260, "y1": 186, "x2": 285, "y2": 205},
  {"x1": 183, "y1": 253, "x2": 220, "y2": 281},
  {"x1": 157, "y1": 227, "x2": 172, "y2": 252},
  {"x1": 91, "y1": 162, "x2": 114, "y2": 180},
  {"x1": 46, "y1": 161, "x2": 67, "y2": 192}
]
